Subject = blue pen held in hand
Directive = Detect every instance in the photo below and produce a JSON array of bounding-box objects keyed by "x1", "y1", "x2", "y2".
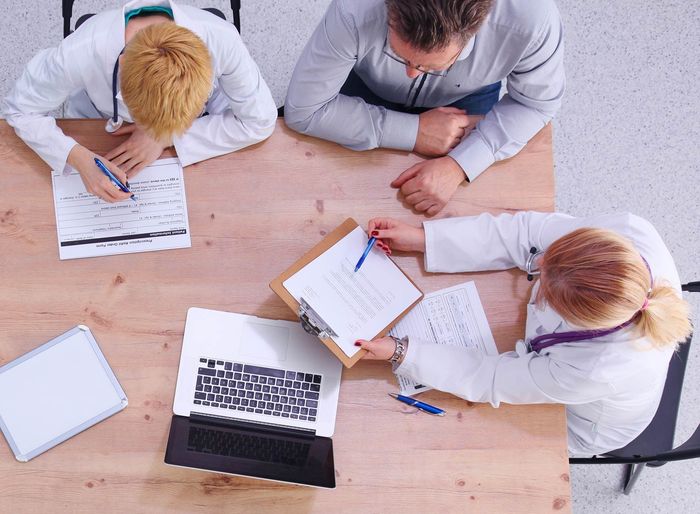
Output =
[
  {"x1": 354, "y1": 236, "x2": 377, "y2": 272},
  {"x1": 389, "y1": 393, "x2": 446, "y2": 416},
  {"x1": 94, "y1": 158, "x2": 137, "y2": 202}
]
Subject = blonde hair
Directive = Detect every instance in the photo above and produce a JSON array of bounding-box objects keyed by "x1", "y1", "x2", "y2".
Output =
[
  {"x1": 121, "y1": 23, "x2": 212, "y2": 140},
  {"x1": 538, "y1": 228, "x2": 691, "y2": 348}
]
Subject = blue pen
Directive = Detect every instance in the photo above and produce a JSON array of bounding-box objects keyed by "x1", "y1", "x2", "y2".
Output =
[
  {"x1": 94, "y1": 158, "x2": 137, "y2": 202},
  {"x1": 389, "y1": 393, "x2": 446, "y2": 416},
  {"x1": 354, "y1": 236, "x2": 377, "y2": 272}
]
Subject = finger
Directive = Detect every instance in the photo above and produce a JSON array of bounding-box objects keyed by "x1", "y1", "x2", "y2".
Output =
[
  {"x1": 111, "y1": 123, "x2": 136, "y2": 136},
  {"x1": 414, "y1": 200, "x2": 435, "y2": 212},
  {"x1": 105, "y1": 143, "x2": 129, "y2": 162},
  {"x1": 370, "y1": 228, "x2": 401, "y2": 242},
  {"x1": 354, "y1": 339, "x2": 382, "y2": 360},
  {"x1": 368, "y1": 217, "x2": 396, "y2": 232},
  {"x1": 453, "y1": 113, "x2": 471, "y2": 128},
  {"x1": 110, "y1": 149, "x2": 133, "y2": 168},
  {"x1": 119, "y1": 157, "x2": 141, "y2": 174},
  {"x1": 449, "y1": 136, "x2": 462, "y2": 150},
  {"x1": 426, "y1": 204, "x2": 443, "y2": 217},
  {"x1": 391, "y1": 163, "x2": 422, "y2": 188},
  {"x1": 400, "y1": 176, "x2": 422, "y2": 196},
  {"x1": 98, "y1": 182, "x2": 122, "y2": 202},
  {"x1": 103, "y1": 159, "x2": 128, "y2": 184},
  {"x1": 404, "y1": 190, "x2": 428, "y2": 205},
  {"x1": 127, "y1": 161, "x2": 148, "y2": 178}
]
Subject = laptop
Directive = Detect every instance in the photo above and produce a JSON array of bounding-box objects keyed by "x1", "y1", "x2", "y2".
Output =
[{"x1": 165, "y1": 307, "x2": 342, "y2": 488}]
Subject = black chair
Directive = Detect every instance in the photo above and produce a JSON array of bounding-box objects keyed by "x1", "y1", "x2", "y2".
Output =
[
  {"x1": 61, "y1": 1, "x2": 241, "y2": 38},
  {"x1": 570, "y1": 281, "x2": 700, "y2": 495}
]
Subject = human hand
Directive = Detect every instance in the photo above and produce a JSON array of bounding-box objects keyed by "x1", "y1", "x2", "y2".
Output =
[
  {"x1": 367, "y1": 218, "x2": 425, "y2": 253},
  {"x1": 355, "y1": 336, "x2": 396, "y2": 360},
  {"x1": 67, "y1": 144, "x2": 132, "y2": 203},
  {"x1": 414, "y1": 107, "x2": 470, "y2": 157},
  {"x1": 391, "y1": 156, "x2": 465, "y2": 215},
  {"x1": 105, "y1": 123, "x2": 169, "y2": 177}
]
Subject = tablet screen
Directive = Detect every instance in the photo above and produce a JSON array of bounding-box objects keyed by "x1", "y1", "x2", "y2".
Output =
[{"x1": 0, "y1": 327, "x2": 126, "y2": 460}]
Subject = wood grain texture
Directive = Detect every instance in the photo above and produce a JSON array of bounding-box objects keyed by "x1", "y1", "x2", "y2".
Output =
[{"x1": 0, "y1": 119, "x2": 569, "y2": 514}]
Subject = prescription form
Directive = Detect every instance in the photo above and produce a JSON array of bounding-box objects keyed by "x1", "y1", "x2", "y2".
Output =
[
  {"x1": 51, "y1": 158, "x2": 191, "y2": 260},
  {"x1": 391, "y1": 281, "x2": 497, "y2": 395}
]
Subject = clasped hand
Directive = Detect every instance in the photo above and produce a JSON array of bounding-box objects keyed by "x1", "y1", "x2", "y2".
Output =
[{"x1": 390, "y1": 107, "x2": 471, "y2": 216}]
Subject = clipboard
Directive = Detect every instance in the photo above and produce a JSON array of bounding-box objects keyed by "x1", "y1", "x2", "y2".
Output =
[{"x1": 270, "y1": 218, "x2": 423, "y2": 368}]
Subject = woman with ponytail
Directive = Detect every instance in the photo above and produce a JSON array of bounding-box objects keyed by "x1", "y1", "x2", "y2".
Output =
[{"x1": 357, "y1": 212, "x2": 691, "y2": 456}]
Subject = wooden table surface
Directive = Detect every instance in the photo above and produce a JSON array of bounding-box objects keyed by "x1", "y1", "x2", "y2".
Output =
[{"x1": 0, "y1": 119, "x2": 570, "y2": 513}]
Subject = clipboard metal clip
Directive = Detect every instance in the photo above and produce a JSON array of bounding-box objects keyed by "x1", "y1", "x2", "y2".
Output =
[{"x1": 298, "y1": 298, "x2": 338, "y2": 339}]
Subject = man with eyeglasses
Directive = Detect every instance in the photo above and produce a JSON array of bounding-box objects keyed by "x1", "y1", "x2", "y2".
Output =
[{"x1": 285, "y1": 0, "x2": 565, "y2": 215}]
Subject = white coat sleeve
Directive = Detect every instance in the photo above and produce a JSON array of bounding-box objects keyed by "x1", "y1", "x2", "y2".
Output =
[
  {"x1": 172, "y1": 31, "x2": 277, "y2": 167},
  {"x1": 284, "y1": 0, "x2": 419, "y2": 152},
  {"x1": 395, "y1": 339, "x2": 614, "y2": 407},
  {"x1": 3, "y1": 46, "x2": 82, "y2": 172},
  {"x1": 423, "y1": 211, "x2": 585, "y2": 273},
  {"x1": 448, "y1": 4, "x2": 565, "y2": 181}
]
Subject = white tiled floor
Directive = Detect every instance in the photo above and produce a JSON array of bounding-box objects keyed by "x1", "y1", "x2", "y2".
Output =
[{"x1": 1, "y1": 1, "x2": 698, "y2": 512}]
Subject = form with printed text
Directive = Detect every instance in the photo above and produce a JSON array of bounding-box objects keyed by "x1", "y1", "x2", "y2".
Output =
[
  {"x1": 391, "y1": 281, "x2": 497, "y2": 395},
  {"x1": 51, "y1": 158, "x2": 191, "y2": 259}
]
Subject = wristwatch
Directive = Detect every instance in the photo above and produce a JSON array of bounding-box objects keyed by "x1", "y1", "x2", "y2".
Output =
[{"x1": 389, "y1": 335, "x2": 409, "y2": 364}]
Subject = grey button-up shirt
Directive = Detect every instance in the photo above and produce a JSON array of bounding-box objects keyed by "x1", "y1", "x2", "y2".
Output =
[{"x1": 285, "y1": 0, "x2": 565, "y2": 181}]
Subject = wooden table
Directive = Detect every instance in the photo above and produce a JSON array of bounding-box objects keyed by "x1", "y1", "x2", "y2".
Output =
[{"x1": 0, "y1": 119, "x2": 570, "y2": 513}]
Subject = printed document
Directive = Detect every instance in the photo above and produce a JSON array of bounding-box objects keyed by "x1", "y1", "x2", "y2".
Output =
[
  {"x1": 51, "y1": 158, "x2": 191, "y2": 259},
  {"x1": 283, "y1": 226, "x2": 422, "y2": 357},
  {"x1": 390, "y1": 281, "x2": 497, "y2": 395}
]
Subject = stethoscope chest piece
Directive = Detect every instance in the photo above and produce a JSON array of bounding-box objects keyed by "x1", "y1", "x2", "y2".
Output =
[{"x1": 105, "y1": 116, "x2": 123, "y2": 134}]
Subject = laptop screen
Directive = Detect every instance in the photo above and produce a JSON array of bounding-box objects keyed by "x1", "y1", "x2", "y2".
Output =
[{"x1": 164, "y1": 415, "x2": 336, "y2": 488}]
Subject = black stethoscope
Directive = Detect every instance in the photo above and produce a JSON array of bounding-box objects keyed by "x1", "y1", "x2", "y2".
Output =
[{"x1": 105, "y1": 48, "x2": 126, "y2": 133}]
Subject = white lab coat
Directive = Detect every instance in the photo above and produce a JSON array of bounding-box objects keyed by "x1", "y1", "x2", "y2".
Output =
[
  {"x1": 396, "y1": 212, "x2": 681, "y2": 456},
  {"x1": 2, "y1": 0, "x2": 277, "y2": 172}
]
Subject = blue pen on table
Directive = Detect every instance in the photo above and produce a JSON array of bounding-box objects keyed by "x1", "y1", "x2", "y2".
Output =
[
  {"x1": 354, "y1": 236, "x2": 377, "y2": 272},
  {"x1": 389, "y1": 393, "x2": 446, "y2": 416},
  {"x1": 94, "y1": 158, "x2": 137, "y2": 202}
]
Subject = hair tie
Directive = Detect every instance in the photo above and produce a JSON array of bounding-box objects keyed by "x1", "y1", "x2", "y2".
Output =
[{"x1": 640, "y1": 297, "x2": 650, "y2": 312}]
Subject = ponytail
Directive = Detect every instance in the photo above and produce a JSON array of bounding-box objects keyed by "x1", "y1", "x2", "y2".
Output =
[
  {"x1": 637, "y1": 282, "x2": 692, "y2": 348},
  {"x1": 540, "y1": 227, "x2": 692, "y2": 349}
]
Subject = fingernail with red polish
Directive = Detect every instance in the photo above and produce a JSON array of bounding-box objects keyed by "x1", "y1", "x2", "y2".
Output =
[
  {"x1": 371, "y1": 231, "x2": 379, "y2": 236},
  {"x1": 354, "y1": 341, "x2": 362, "y2": 347}
]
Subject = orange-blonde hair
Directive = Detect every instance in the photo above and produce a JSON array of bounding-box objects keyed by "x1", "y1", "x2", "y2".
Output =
[
  {"x1": 121, "y1": 23, "x2": 212, "y2": 141},
  {"x1": 538, "y1": 228, "x2": 691, "y2": 348}
]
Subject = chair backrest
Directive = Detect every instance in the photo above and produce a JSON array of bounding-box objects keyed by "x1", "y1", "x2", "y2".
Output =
[
  {"x1": 587, "y1": 281, "x2": 698, "y2": 464},
  {"x1": 62, "y1": 0, "x2": 241, "y2": 38},
  {"x1": 606, "y1": 334, "x2": 692, "y2": 460}
]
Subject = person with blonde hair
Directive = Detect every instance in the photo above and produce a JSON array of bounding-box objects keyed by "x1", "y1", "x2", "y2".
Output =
[
  {"x1": 4, "y1": 1, "x2": 277, "y2": 202},
  {"x1": 356, "y1": 212, "x2": 691, "y2": 456}
]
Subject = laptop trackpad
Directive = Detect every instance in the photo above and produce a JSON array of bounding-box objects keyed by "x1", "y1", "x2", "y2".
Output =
[{"x1": 239, "y1": 323, "x2": 289, "y2": 362}]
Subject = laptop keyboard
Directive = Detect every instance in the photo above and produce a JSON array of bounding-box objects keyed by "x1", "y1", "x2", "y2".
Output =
[
  {"x1": 187, "y1": 425, "x2": 311, "y2": 466},
  {"x1": 193, "y1": 358, "x2": 321, "y2": 423}
]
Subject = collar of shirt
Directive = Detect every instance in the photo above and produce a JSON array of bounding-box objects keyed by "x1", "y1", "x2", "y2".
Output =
[{"x1": 456, "y1": 36, "x2": 475, "y2": 62}]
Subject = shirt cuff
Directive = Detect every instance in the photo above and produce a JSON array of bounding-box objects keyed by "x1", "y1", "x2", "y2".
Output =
[
  {"x1": 448, "y1": 132, "x2": 496, "y2": 182},
  {"x1": 421, "y1": 219, "x2": 445, "y2": 273},
  {"x1": 379, "y1": 109, "x2": 419, "y2": 151},
  {"x1": 47, "y1": 136, "x2": 79, "y2": 173},
  {"x1": 172, "y1": 136, "x2": 193, "y2": 167},
  {"x1": 423, "y1": 218, "x2": 459, "y2": 273}
]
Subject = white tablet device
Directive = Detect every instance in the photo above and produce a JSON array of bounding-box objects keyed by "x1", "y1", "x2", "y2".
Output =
[{"x1": 0, "y1": 325, "x2": 127, "y2": 462}]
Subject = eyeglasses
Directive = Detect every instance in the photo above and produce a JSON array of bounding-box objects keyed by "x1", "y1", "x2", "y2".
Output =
[
  {"x1": 382, "y1": 34, "x2": 461, "y2": 77},
  {"x1": 526, "y1": 247, "x2": 545, "y2": 281}
]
